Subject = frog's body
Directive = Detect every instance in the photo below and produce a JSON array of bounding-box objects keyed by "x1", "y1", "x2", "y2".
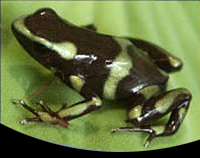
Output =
[{"x1": 12, "y1": 8, "x2": 192, "y2": 147}]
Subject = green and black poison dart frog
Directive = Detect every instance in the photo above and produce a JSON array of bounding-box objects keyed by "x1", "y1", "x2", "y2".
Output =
[{"x1": 11, "y1": 8, "x2": 192, "y2": 147}]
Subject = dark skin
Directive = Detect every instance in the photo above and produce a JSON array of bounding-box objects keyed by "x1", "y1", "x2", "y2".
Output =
[{"x1": 12, "y1": 8, "x2": 192, "y2": 147}]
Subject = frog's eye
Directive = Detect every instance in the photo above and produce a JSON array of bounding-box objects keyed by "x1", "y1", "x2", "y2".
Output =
[
  {"x1": 33, "y1": 8, "x2": 58, "y2": 20},
  {"x1": 25, "y1": 7, "x2": 60, "y2": 32},
  {"x1": 24, "y1": 8, "x2": 66, "y2": 43}
]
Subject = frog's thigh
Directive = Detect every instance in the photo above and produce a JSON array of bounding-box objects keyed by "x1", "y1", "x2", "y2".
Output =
[
  {"x1": 114, "y1": 88, "x2": 191, "y2": 147},
  {"x1": 128, "y1": 88, "x2": 192, "y2": 128},
  {"x1": 127, "y1": 38, "x2": 183, "y2": 72},
  {"x1": 127, "y1": 85, "x2": 161, "y2": 122}
]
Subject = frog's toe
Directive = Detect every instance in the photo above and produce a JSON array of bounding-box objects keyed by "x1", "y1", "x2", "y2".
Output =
[
  {"x1": 19, "y1": 117, "x2": 42, "y2": 125},
  {"x1": 111, "y1": 125, "x2": 164, "y2": 148},
  {"x1": 13, "y1": 99, "x2": 69, "y2": 128},
  {"x1": 13, "y1": 99, "x2": 40, "y2": 116}
]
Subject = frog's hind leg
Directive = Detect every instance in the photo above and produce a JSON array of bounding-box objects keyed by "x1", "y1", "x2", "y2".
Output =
[
  {"x1": 127, "y1": 38, "x2": 183, "y2": 72},
  {"x1": 112, "y1": 88, "x2": 192, "y2": 148}
]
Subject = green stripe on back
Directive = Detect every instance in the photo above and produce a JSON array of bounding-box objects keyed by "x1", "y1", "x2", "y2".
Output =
[
  {"x1": 13, "y1": 17, "x2": 77, "y2": 60},
  {"x1": 103, "y1": 38, "x2": 133, "y2": 100}
]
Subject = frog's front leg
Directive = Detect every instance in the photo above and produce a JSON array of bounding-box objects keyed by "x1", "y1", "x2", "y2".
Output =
[
  {"x1": 112, "y1": 88, "x2": 192, "y2": 148},
  {"x1": 13, "y1": 83, "x2": 102, "y2": 128}
]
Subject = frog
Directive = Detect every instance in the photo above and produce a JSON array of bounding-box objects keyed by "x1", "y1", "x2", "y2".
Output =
[{"x1": 11, "y1": 8, "x2": 192, "y2": 147}]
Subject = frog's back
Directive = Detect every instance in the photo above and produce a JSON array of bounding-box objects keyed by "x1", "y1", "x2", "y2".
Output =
[
  {"x1": 80, "y1": 38, "x2": 168, "y2": 101},
  {"x1": 18, "y1": 8, "x2": 167, "y2": 100},
  {"x1": 113, "y1": 44, "x2": 168, "y2": 100},
  {"x1": 12, "y1": 8, "x2": 168, "y2": 102}
]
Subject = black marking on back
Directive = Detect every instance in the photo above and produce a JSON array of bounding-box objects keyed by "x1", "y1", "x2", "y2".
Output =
[
  {"x1": 116, "y1": 45, "x2": 169, "y2": 100},
  {"x1": 21, "y1": 8, "x2": 123, "y2": 97}
]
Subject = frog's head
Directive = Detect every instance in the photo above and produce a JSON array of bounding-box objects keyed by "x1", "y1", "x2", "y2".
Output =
[{"x1": 12, "y1": 8, "x2": 76, "y2": 69}]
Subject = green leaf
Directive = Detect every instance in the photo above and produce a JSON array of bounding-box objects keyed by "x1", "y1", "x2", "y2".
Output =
[{"x1": 1, "y1": 1, "x2": 199, "y2": 151}]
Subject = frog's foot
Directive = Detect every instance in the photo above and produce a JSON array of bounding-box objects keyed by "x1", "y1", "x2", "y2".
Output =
[
  {"x1": 12, "y1": 99, "x2": 69, "y2": 128},
  {"x1": 112, "y1": 125, "x2": 166, "y2": 148}
]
